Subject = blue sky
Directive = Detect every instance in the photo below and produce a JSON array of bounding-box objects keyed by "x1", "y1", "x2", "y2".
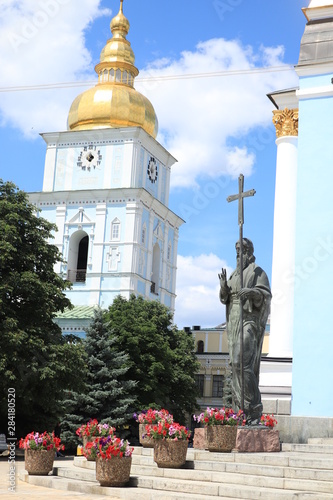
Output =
[{"x1": 0, "y1": 0, "x2": 307, "y2": 327}]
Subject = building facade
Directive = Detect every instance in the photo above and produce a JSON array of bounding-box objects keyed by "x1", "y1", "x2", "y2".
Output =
[
  {"x1": 188, "y1": 324, "x2": 285, "y2": 414},
  {"x1": 269, "y1": 0, "x2": 333, "y2": 417}
]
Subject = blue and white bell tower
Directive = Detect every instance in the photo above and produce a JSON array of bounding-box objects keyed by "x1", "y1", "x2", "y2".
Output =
[{"x1": 29, "y1": 1, "x2": 184, "y2": 335}]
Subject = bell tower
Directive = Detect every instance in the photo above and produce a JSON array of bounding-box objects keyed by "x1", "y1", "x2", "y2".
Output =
[{"x1": 29, "y1": 1, "x2": 184, "y2": 335}]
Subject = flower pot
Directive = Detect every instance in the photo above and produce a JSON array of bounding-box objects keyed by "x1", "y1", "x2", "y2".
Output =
[
  {"x1": 96, "y1": 455, "x2": 132, "y2": 487},
  {"x1": 83, "y1": 435, "x2": 96, "y2": 461},
  {"x1": 153, "y1": 439, "x2": 188, "y2": 468},
  {"x1": 139, "y1": 423, "x2": 155, "y2": 448},
  {"x1": 24, "y1": 449, "x2": 55, "y2": 475},
  {"x1": 206, "y1": 425, "x2": 238, "y2": 452}
]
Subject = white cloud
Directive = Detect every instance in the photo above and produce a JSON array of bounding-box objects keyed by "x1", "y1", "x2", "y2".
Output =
[
  {"x1": 0, "y1": 0, "x2": 110, "y2": 137},
  {"x1": 0, "y1": 4, "x2": 297, "y2": 182},
  {"x1": 137, "y1": 39, "x2": 298, "y2": 188},
  {"x1": 174, "y1": 254, "x2": 234, "y2": 328}
]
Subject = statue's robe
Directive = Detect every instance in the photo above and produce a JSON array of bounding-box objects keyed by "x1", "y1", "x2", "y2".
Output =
[{"x1": 220, "y1": 262, "x2": 271, "y2": 419}]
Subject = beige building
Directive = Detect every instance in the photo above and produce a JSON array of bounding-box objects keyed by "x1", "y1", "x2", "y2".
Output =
[{"x1": 187, "y1": 322, "x2": 289, "y2": 414}]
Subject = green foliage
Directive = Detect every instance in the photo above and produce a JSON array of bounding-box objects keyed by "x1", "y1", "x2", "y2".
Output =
[
  {"x1": 0, "y1": 180, "x2": 86, "y2": 437},
  {"x1": 62, "y1": 308, "x2": 137, "y2": 448},
  {"x1": 105, "y1": 295, "x2": 200, "y2": 423}
]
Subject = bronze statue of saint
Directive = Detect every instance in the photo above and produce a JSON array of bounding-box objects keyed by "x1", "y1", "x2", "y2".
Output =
[{"x1": 219, "y1": 238, "x2": 271, "y2": 424}]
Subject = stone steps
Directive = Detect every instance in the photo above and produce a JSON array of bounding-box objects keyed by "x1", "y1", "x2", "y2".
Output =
[
  {"x1": 282, "y1": 442, "x2": 333, "y2": 454},
  {"x1": 19, "y1": 440, "x2": 333, "y2": 499},
  {"x1": 308, "y1": 438, "x2": 333, "y2": 444},
  {"x1": 21, "y1": 468, "x2": 333, "y2": 500},
  {"x1": 72, "y1": 453, "x2": 333, "y2": 495},
  {"x1": 72, "y1": 453, "x2": 333, "y2": 484}
]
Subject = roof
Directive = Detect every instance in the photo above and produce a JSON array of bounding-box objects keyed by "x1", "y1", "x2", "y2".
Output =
[
  {"x1": 56, "y1": 305, "x2": 97, "y2": 320},
  {"x1": 298, "y1": 18, "x2": 333, "y2": 67}
]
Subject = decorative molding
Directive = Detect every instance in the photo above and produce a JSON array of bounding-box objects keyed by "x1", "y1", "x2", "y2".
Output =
[
  {"x1": 106, "y1": 246, "x2": 121, "y2": 272},
  {"x1": 296, "y1": 84, "x2": 333, "y2": 100},
  {"x1": 272, "y1": 108, "x2": 299, "y2": 138},
  {"x1": 67, "y1": 207, "x2": 93, "y2": 225}
]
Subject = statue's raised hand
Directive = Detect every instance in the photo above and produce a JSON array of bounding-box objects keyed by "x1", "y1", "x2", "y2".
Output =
[{"x1": 218, "y1": 268, "x2": 227, "y2": 287}]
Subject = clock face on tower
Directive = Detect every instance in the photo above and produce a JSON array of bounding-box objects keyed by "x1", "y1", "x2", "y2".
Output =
[
  {"x1": 147, "y1": 157, "x2": 158, "y2": 183},
  {"x1": 77, "y1": 145, "x2": 103, "y2": 172}
]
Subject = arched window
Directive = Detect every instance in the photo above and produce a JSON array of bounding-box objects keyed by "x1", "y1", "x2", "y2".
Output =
[
  {"x1": 67, "y1": 230, "x2": 89, "y2": 283},
  {"x1": 111, "y1": 218, "x2": 121, "y2": 241},
  {"x1": 197, "y1": 340, "x2": 204, "y2": 354},
  {"x1": 151, "y1": 242, "x2": 160, "y2": 294}
]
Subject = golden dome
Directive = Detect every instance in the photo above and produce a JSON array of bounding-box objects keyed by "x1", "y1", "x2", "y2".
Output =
[{"x1": 67, "y1": 0, "x2": 158, "y2": 138}]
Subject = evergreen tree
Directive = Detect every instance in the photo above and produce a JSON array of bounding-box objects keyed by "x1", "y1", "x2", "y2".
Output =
[
  {"x1": 62, "y1": 308, "x2": 136, "y2": 448},
  {"x1": 0, "y1": 180, "x2": 86, "y2": 437},
  {"x1": 105, "y1": 294, "x2": 200, "y2": 423}
]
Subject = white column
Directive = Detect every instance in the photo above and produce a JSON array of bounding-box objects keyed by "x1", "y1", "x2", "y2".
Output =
[
  {"x1": 125, "y1": 201, "x2": 139, "y2": 276},
  {"x1": 42, "y1": 144, "x2": 57, "y2": 192},
  {"x1": 145, "y1": 211, "x2": 155, "y2": 297},
  {"x1": 161, "y1": 222, "x2": 169, "y2": 292},
  {"x1": 54, "y1": 206, "x2": 66, "y2": 273},
  {"x1": 269, "y1": 109, "x2": 298, "y2": 357},
  {"x1": 170, "y1": 228, "x2": 180, "y2": 313},
  {"x1": 94, "y1": 203, "x2": 107, "y2": 305}
]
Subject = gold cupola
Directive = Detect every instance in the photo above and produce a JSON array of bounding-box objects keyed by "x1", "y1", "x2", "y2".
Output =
[{"x1": 67, "y1": 0, "x2": 158, "y2": 138}]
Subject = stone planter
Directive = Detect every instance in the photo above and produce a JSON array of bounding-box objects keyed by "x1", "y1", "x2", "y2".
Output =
[
  {"x1": 83, "y1": 435, "x2": 96, "y2": 461},
  {"x1": 139, "y1": 423, "x2": 155, "y2": 448},
  {"x1": 206, "y1": 425, "x2": 238, "y2": 452},
  {"x1": 236, "y1": 427, "x2": 280, "y2": 452},
  {"x1": 153, "y1": 439, "x2": 188, "y2": 468},
  {"x1": 24, "y1": 449, "x2": 55, "y2": 475},
  {"x1": 96, "y1": 455, "x2": 132, "y2": 487},
  {"x1": 193, "y1": 428, "x2": 207, "y2": 449}
]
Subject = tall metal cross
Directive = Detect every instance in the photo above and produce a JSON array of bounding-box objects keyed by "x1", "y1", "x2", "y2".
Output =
[{"x1": 227, "y1": 174, "x2": 255, "y2": 414}]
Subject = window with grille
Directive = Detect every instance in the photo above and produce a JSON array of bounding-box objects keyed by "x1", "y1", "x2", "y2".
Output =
[
  {"x1": 111, "y1": 219, "x2": 120, "y2": 241},
  {"x1": 212, "y1": 375, "x2": 224, "y2": 398},
  {"x1": 195, "y1": 374, "x2": 204, "y2": 397}
]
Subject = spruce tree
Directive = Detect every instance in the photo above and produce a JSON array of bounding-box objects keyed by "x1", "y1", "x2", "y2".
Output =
[
  {"x1": 105, "y1": 294, "x2": 200, "y2": 423},
  {"x1": 62, "y1": 308, "x2": 136, "y2": 448}
]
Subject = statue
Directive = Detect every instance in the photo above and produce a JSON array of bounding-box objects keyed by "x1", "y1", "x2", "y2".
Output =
[{"x1": 219, "y1": 238, "x2": 271, "y2": 424}]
